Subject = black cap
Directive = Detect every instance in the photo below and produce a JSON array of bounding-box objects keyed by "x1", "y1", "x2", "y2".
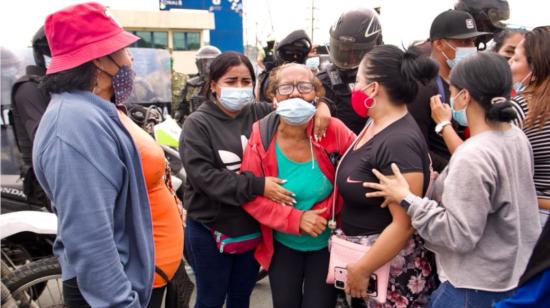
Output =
[{"x1": 430, "y1": 10, "x2": 491, "y2": 40}]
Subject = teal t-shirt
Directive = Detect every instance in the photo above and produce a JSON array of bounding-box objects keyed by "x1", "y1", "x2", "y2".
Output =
[{"x1": 273, "y1": 141, "x2": 333, "y2": 251}]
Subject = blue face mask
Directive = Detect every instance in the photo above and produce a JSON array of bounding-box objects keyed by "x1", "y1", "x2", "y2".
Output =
[
  {"x1": 443, "y1": 41, "x2": 477, "y2": 69},
  {"x1": 305, "y1": 57, "x2": 320, "y2": 70},
  {"x1": 276, "y1": 98, "x2": 316, "y2": 126},
  {"x1": 513, "y1": 72, "x2": 532, "y2": 94},
  {"x1": 513, "y1": 82, "x2": 525, "y2": 94},
  {"x1": 450, "y1": 90, "x2": 468, "y2": 126},
  {"x1": 218, "y1": 87, "x2": 254, "y2": 112}
]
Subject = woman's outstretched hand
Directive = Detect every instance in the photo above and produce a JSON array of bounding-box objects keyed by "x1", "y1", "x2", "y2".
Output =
[{"x1": 363, "y1": 163, "x2": 411, "y2": 208}]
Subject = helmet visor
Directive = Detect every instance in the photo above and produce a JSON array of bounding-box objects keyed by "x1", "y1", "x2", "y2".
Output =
[{"x1": 329, "y1": 39, "x2": 376, "y2": 70}]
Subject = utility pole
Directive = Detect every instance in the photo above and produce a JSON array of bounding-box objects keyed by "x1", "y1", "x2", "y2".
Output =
[{"x1": 311, "y1": 0, "x2": 315, "y2": 42}]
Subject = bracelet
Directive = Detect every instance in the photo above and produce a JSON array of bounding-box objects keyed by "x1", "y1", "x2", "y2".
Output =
[
  {"x1": 435, "y1": 120, "x2": 451, "y2": 135},
  {"x1": 399, "y1": 193, "x2": 418, "y2": 211}
]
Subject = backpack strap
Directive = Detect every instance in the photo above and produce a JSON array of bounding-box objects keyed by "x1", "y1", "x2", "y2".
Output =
[
  {"x1": 155, "y1": 266, "x2": 170, "y2": 284},
  {"x1": 258, "y1": 112, "x2": 280, "y2": 151}
]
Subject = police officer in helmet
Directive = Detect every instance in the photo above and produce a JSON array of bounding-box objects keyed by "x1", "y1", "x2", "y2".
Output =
[
  {"x1": 175, "y1": 45, "x2": 221, "y2": 123},
  {"x1": 10, "y1": 26, "x2": 52, "y2": 208},
  {"x1": 257, "y1": 30, "x2": 312, "y2": 102},
  {"x1": 317, "y1": 8, "x2": 383, "y2": 134},
  {"x1": 455, "y1": 0, "x2": 510, "y2": 50}
]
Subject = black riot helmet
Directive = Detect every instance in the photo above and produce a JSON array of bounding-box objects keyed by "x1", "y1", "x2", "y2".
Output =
[
  {"x1": 275, "y1": 30, "x2": 312, "y2": 65},
  {"x1": 455, "y1": 0, "x2": 510, "y2": 49},
  {"x1": 31, "y1": 26, "x2": 51, "y2": 71},
  {"x1": 329, "y1": 8, "x2": 383, "y2": 70},
  {"x1": 195, "y1": 45, "x2": 221, "y2": 77}
]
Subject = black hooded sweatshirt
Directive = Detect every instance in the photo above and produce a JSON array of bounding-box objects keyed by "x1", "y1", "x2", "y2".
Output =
[{"x1": 180, "y1": 99, "x2": 272, "y2": 237}]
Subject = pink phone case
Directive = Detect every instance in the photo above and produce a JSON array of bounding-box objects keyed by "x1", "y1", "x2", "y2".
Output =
[{"x1": 334, "y1": 267, "x2": 347, "y2": 290}]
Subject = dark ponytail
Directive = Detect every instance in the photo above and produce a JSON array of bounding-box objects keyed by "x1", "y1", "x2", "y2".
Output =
[
  {"x1": 401, "y1": 47, "x2": 439, "y2": 86},
  {"x1": 362, "y1": 45, "x2": 438, "y2": 104},
  {"x1": 450, "y1": 52, "x2": 516, "y2": 123},
  {"x1": 486, "y1": 97, "x2": 518, "y2": 122}
]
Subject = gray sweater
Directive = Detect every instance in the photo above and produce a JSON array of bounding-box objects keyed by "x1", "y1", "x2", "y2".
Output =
[{"x1": 408, "y1": 126, "x2": 540, "y2": 292}]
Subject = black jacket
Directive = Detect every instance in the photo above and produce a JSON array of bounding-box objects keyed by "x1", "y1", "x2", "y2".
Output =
[
  {"x1": 408, "y1": 76, "x2": 466, "y2": 172},
  {"x1": 11, "y1": 65, "x2": 51, "y2": 206},
  {"x1": 11, "y1": 65, "x2": 49, "y2": 173},
  {"x1": 180, "y1": 99, "x2": 272, "y2": 236}
]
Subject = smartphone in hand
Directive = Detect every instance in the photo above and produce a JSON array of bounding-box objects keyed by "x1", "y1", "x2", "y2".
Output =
[
  {"x1": 334, "y1": 267, "x2": 379, "y2": 297},
  {"x1": 367, "y1": 273, "x2": 378, "y2": 297}
]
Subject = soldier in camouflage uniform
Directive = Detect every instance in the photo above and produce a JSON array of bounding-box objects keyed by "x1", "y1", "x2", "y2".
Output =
[
  {"x1": 171, "y1": 69, "x2": 187, "y2": 116},
  {"x1": 174, "y1": 45, "x2": 221, "y2": 125}
]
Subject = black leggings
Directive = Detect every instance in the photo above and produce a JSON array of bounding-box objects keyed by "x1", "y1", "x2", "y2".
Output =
[
  {"x1": 63, "y1": 278, "x2": 165, "y2": 308},
  {"x1": 269, "y1": 241, "x2": 337, "y2": 308}
]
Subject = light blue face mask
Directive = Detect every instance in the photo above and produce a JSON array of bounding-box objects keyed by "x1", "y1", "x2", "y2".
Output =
[
  {"x1": 450, "y1": 90, "x2": 468, "y2": 126},
  {"x1": 513, "y1": 82, "x2": 525, "y2": 94},
  {"x1": 276, "y1": 97, "x2": 316, "y2": 126},
  {"x1": 513, "y1": 72, "x2": 532, "y2": 94},
  {"x1": 305, "y1": 57, "x2": 320, "y2": 70},
  {"x1": 218, "y1": 87, "x2": 254, "y2": 112},
  {"x1": 443, "y1": 41, "x2": 477, "y2": 69}
]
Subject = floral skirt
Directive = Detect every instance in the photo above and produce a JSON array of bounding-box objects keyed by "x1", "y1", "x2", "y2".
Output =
[{"x1": 334, "y1": 230, "x2": 438, "y2": 308}]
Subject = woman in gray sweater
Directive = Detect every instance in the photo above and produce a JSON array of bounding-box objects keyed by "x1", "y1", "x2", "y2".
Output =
[{"x1": 363, "y1": 52, "x2": 541, "y2": 307}]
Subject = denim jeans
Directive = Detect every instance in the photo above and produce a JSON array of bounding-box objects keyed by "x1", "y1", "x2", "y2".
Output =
[
  {"x1": 428, "y1": 281, "x2": 515, "y2": 308},
  {"x1": 185, "y1": 217, "x2": 260, "y2": 308}
]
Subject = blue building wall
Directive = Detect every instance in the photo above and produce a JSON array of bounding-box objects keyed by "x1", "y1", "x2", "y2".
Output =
[{"x1": 161, "y1": 0, "x2": 244, "y2": 52}]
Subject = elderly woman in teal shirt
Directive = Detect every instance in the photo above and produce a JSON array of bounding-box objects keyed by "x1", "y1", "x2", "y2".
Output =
[{"x1": 241, "y1": 63, "x2": 355, "y2": 308}]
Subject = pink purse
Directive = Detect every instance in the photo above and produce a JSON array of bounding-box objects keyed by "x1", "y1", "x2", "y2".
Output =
[
  {"x1": 325, "y1": 121, "x2": 390, "y2": 303},
  {"x1": 326, "y1": 236, "x2": 391, "y2": 303}
]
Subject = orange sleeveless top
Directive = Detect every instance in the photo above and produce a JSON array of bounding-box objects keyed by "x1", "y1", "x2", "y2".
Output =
[{"x1": 118, "y1": 110, "x2": 184, "y2": 287}]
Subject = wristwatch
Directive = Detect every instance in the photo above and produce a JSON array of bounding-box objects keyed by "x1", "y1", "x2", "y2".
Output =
[
  {"x1": 435, "y1": 120, "x2": 451, "y2": 135},
  {"x1": 400, "y1": 194, "x2": 418, "y2": 211}
]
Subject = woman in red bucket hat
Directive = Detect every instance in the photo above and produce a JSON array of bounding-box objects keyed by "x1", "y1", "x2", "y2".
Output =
[{"x1": 33, "y1": 2, "x2": 183, "y2": 307}]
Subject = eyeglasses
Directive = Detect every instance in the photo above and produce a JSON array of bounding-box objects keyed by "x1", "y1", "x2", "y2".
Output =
[{"x1": 276, "y1": 82, "x2": 315, "y2": 95}]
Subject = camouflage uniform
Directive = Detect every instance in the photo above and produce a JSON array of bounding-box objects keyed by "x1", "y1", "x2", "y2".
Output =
[
  {"x1": 175, "y1": 74, "x2": 207, "y2": 125},
  {"x1": 171, "y1": 70, "x2": 187, "y2": 117}
]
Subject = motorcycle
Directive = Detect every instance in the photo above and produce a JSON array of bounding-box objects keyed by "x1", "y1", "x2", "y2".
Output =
[
  {"x1": 0, "y1": 210, "x2": 61, "y2": 308},
  {"x1": 0, "y1": 175, "x2": 54, "y2": 268}
]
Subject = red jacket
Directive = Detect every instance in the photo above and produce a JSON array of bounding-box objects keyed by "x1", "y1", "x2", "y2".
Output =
[{"x1": 241, "y1": 113, "x2": 356, "y2": 269}]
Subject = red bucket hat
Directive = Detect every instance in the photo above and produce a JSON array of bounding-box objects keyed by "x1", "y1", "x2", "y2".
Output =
[{"x1": 44, "y1": 2, "x2": 139, "y2": 75}]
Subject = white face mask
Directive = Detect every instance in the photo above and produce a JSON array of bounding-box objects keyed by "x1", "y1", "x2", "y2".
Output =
[
  {"x1": 44, "y1": 56, "x2": 51, "y2": 68},
  {"x1": 442, "y1": 40, "x2": 477, "y2": 69},
  {"x1": 218, "y1": 87, "x2": 254, "y2": 112},
  {"x1": 275, "y1": 97, "x2": 316, "y2": 126},
  {"x1": 305, "y1": 57, "x2": 320, "y2": 70}
]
